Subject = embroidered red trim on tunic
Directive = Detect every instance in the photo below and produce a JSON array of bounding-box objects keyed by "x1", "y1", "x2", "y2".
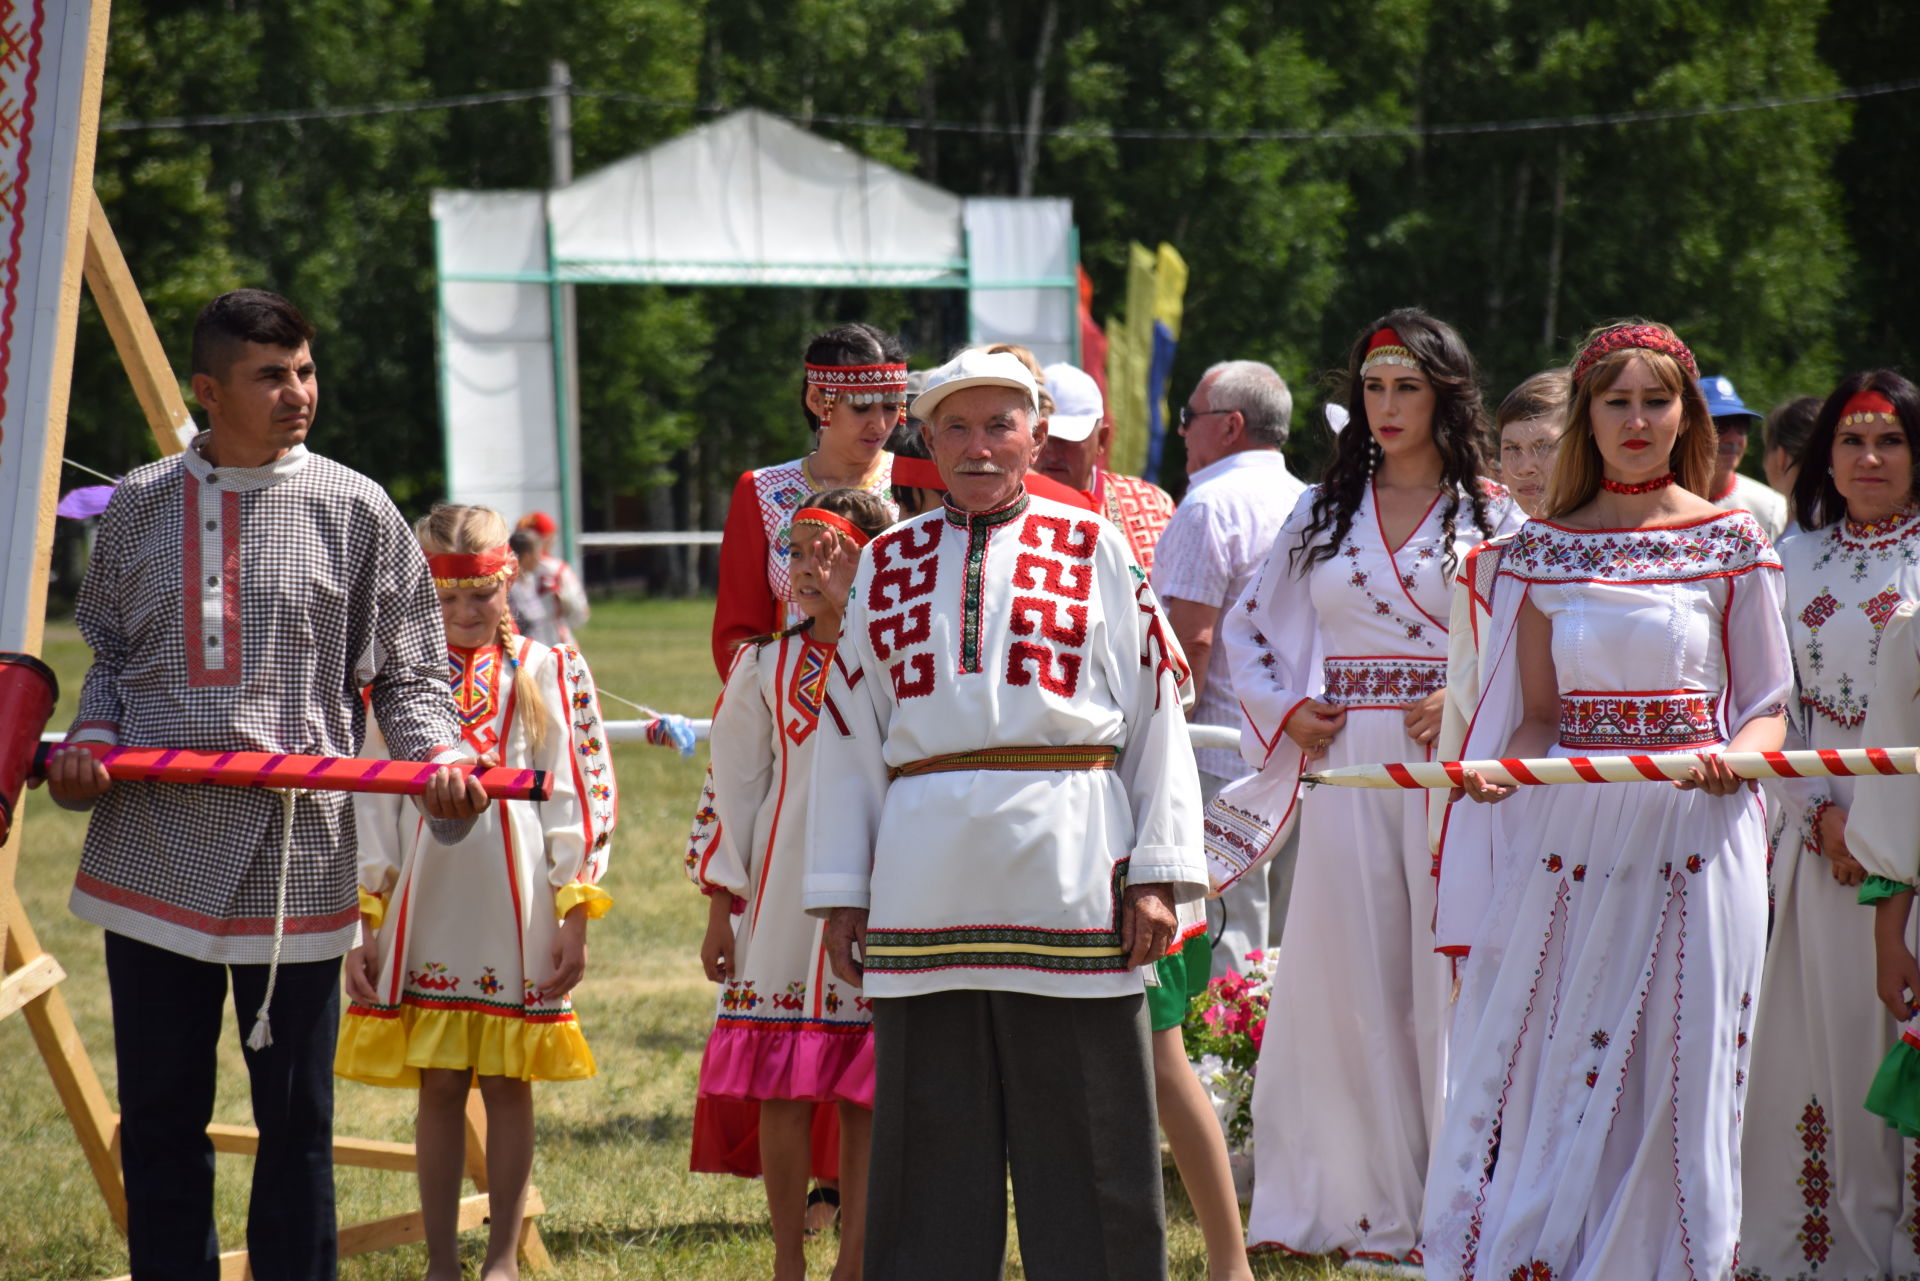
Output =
[
  {"x1": 1558, "y1": 689, "x2": 1721, "y2": 751},
  {"x1": 1321, "y1": 655, "x2": 1446, "y2": 707}
]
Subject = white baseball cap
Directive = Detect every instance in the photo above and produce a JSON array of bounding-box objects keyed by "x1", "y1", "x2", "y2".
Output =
[
  {"x1": 910, "y1": 349, "x2": 1040, "y2": 422},
  {"x1": 1042, "y1": 362, "x2": 1104, "y2": 441}
]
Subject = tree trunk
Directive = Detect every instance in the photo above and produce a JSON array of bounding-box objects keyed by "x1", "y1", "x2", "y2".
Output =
[{"x1": 1017, "y1": 0, "x2": 1060, "y2": 197}]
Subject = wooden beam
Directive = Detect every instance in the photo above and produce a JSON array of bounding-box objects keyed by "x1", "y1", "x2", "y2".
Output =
[
  {"x1": 0, "y1": 949, "x2": 65, "y2": 1020},
  {"x1": 82, "y1": 192, "x2": 194, "y2": 456},
  {"x1": 100, "y1": 1190, "x2": 547, "y2": 1281},
  {"x1": 4, "y1": 895, "x2": 127, "y2": 1232},
  {"x1": 204, "y1": 1123, "x2": 418, "y2": 1173}
]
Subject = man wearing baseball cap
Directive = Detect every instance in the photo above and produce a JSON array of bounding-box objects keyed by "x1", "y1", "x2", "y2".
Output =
[
  {"x1": 1700, "y1": 374, "x2": 1788, "y2": 540},
  {"x1": 806, "y1": 347, "x2": 1207, "y2": 1279},
  {"x1": 1039, "y1": 362, "x2": 1177, "y2": 571}
]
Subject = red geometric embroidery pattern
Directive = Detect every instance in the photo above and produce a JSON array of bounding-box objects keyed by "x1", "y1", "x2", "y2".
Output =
[
  {"x1": 867, "y1": 521, "x2": 943, "y2": 700},
  {"x1": 1321, "y1": 655, "x2": 1446, "y2": 707},
  {"x1": 1798, "y1": 1099, "x2": 1832, "y2": 1265},
  {"x1": 1558, "y1": 690, "x2": 1720, "y2": 751},
  {"x1": 1504, "y1": 515, "x2": 1778, "y2": 584},
  {"x1": 1006, "y1": 511, "x2": 1101, "y2": 698},
  {"x1": 1508, "y1": 1260, "x2": 1554, "y2": 1280},
  {"x1": 1101, "y1": 472, "x2": 1173, "y2": 572}
]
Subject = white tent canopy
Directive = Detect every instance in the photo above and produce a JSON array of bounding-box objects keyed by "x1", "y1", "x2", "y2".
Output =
[{"x1": 433, "y1": 109, "x2": 1078, "y2": 561}]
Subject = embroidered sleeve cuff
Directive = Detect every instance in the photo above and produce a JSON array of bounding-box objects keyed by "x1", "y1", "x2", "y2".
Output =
[
  {"x1": 1860, "y1": 875, "x2": 1914, "y2": 906},
  {"x1": 1125, "y1": 846, "x2": 1209, "y2": 903},
  {"x1": 358, "y1": 887, "x2": 388, "y2": 930},
  {"x1": 803, "y1": 876, "x2": 872, "y2": 917}
]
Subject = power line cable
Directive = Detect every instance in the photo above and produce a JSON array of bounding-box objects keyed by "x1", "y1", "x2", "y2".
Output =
[{"x1": 102, "y1": 75, "x2": 1920, "y2": 142}]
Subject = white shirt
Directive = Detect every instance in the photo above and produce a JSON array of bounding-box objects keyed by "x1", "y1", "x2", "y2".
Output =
[
  {"x1": 1151, "y1": 450, "x2": 1305, "y2": 779},
  {"x1": 1713, "y1": 471, "x2": 1788, "y2": 542},
  {"x1": 803, "y1": 492, "x2": 1207, "y2": 999}
]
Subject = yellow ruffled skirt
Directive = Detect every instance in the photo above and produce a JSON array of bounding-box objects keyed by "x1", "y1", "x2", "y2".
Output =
[{"x1": 335, "y1": 999, "x2": 597, "y2": 1087}]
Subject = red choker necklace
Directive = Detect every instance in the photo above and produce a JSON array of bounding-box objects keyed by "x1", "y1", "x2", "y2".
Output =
[{"x1": 1601, "y1": 472, "x2": 1676, "y2": 495}]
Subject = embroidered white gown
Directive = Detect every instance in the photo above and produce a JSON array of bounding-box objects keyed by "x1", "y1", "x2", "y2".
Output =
[
  {"x1": 1739, "y1": 511, "x2": 1920, "y2": 1281},
  {"x1": 1208, "y1": 480, "x2": 1519, "y2": 1263},
  {"x1": 1423, "y1": 513, "x2": 1790, "y2": 1281}
]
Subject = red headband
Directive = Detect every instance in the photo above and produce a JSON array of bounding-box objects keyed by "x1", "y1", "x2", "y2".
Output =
[
  {"x1": 791, "y1": 508, "x2": 871, "y2": 548},
  {"x1": 1839, "y1": 389, "x2": 1898, "y2": 426},
  {"x1": 429, "y1": 546, "x2": 515, "y2": 583},
  {"x1": 1572, "y1": 325, "x2": 1699, "y2": 386},
  {"x1": 1360, "y1": 327, "x2": 1419, "y2": 374}
]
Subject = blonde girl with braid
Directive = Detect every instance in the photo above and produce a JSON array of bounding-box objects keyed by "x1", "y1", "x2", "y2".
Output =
[{"x1": 336, "y1": 503, "x2": 618, "y2": 1281}]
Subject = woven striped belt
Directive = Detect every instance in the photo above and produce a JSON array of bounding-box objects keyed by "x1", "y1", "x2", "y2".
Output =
[{"x1": 888, "y1": 744, "x2": 1118, "y2": 781}]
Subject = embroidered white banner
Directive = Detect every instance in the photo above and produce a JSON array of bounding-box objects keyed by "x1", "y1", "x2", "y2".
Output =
[{"x1": 0, "y1": 0, "x2": 107, "y2": 652}]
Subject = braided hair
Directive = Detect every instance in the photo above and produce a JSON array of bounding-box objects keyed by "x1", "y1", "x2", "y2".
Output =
[
  {"x1": 1292, "y1": 308, "x2": 1497, "y2": 578},
  {"x1": 415, "y1": 503, "x2": 550, "y2": 757}
]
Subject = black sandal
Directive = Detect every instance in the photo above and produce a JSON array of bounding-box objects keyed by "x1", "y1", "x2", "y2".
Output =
[{"x1": 803, "y1": 1185, "x2": 841, "y2": 1238}]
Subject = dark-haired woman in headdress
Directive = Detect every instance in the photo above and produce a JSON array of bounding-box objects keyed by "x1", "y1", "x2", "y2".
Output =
[
  {"x1": 1743, "y1": 372, "x2": 1920, "y2": 1281},
  {"x1": 711, "y1": 324, "x2": 905, "y2": 677},
  {"x1": 1208, "y1": 308, "x2": 1519, "y2": 1266}
]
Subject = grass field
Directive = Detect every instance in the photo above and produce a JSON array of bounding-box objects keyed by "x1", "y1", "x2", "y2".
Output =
[{"x1": 0, "y1": 597, "x2": 1334, "y2": 1280}]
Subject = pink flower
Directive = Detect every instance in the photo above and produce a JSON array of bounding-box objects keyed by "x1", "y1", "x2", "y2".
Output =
[
  {"x1": 1250, "y1": 1017, "x2": 1267, "y2": 1051},
  {"x1": 1203, "y1": 1005, "x2": 1226, "y2": 1031},
  {"x1": 1244, "y1": 950, "x2": 1265, "y2": 964}
]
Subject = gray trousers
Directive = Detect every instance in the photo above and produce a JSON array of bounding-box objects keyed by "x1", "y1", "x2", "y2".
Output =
[{"x1": 865, "y1": 990, "x2": 1167, "y2": 1281}]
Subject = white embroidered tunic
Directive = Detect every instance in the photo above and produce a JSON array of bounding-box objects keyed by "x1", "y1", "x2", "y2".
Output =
[
  {"x1": 1210, "y1": 479, "x2": 1519, "y2": 1263},
  {"x1": 802, "y1": 492, "x2": 1207, "y2": 1000},
  {"x1": 66, "y1": 437, "x2": 462, "y2": 964},
  {"x1": 686, "y1": 630, "x2": 874, "y2": 1104},
  {"x1": 1739, "y1": 510, "x2": 1920, "y2": 1281},
  {"x1": 335, "y1": 638, "x2": 616, "y2": 1085},
  {"x1": 1424, "y1": 512, "x2": 1789, "y2": 1281}
]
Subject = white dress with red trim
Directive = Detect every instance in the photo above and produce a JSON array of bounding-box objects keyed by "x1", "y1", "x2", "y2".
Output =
[
  {"x1": 684, "y1": 629, "x2": 875, "y2": 1176},
  {"x1": 335, "y1": 637, "x2": 618, "y2": 1085},
  {"x1": 1422, "y1": 513, "x2": 1790, "y2": 1281},
  {"x1": 1738, "y1": 511, "x2": 1920, "y2": 1281},
  {"x1": 1213, "y1": 479, "x2": 1520, "y2": 1264}
]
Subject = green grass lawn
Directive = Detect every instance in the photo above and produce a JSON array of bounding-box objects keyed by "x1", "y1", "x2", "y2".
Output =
[{"x1": 0, "y1": 597, "x2": 1333, "y2": 1280}]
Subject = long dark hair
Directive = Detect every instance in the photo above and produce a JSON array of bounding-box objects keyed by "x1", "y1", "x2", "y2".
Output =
[
  {"x1": 1292, "y1": 308, "x2": 1496, "y2": 575},
  {"x1": 800, "y1": 323, "x2": 908, "y2": 432},
  {"x1": 1791, "y1": 370, "x2": 1920, "y2": 531}
]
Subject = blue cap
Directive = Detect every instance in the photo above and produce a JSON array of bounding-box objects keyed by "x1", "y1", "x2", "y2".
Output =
[{"x1": 1700, "y1": 375, "x2": 1758, "y2": 422}]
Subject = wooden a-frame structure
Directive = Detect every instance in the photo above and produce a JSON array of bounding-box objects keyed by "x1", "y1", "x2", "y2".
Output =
[{"x1": 1, "y1": 4, "x2": 547, "y2": 1275}]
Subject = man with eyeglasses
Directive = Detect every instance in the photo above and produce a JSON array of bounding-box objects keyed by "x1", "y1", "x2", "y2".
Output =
[
  {"x1": 1038, "y1": 363, "x2": 1177, "y2": 571},
  {"x1": 1151, "y1": 361, "x2": 1306, "y2": 978}
]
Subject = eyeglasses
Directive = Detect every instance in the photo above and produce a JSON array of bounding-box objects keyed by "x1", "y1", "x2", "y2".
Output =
[{"x1": 1178, "y1": 406, "x2": 1235, "y2": 431}]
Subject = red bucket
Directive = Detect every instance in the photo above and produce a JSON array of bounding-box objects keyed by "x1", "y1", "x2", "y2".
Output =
[{"x1": 0, "y1": 652, "x2": 59, "y2": 845}]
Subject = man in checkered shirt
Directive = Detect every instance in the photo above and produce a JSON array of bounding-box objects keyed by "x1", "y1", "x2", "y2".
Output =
[{"x1": 40, "y1": 290, "x2": 492, "y2": 1281}]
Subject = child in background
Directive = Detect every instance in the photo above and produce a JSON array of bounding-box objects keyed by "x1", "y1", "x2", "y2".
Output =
[
  {"x1": 686, "y1": 488, "x2": 893, "y2": 1281},
  {"x1": 336, "y1": 503, "x2": 617, "y2": 1281}
]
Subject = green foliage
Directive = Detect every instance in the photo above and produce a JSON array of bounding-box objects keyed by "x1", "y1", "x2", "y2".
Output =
[{"x1": 70, "y1": 0, "x2": 1876, "y2": 524}]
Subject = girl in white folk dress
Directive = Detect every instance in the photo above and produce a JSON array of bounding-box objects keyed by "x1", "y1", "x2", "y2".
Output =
[
  {"x1": 1208, "y1": 308, "x2": 1519, "y2": 1270},
  {"x1": 688, "y1": 489, "x2": 894, "y2": 1281},
  {"x1": 1429, "y1": 323, "x2": 1791, "y2": 1281},
  {"x1": 1742, "y1": 372, "x2": 1920, "y2": 1281},
  {"x1": 336, "y1": 504, "x2": 617, "y2": 1281}
]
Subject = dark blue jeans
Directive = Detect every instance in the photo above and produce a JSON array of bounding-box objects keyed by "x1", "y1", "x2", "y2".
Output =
[{"x1": 105, "y1": 931, "x2": 341, "y2": 1281}]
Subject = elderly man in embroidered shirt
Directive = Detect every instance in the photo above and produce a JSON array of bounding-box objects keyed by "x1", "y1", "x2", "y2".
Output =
[
  {"x1": 39, "y1": 289, "x2": 488, "y2": 1281},
  {"x1": 805, "y1": 348, "x2": 1208, "y2": 1281}
]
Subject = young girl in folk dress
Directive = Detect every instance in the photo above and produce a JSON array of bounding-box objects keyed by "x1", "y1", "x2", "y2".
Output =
[
  {"x1": 688, "y1": 488, "x2": 894, "y2": 1281},
  {"x1": 1428, "y1": 323, "x2": 1790, "y2": 1281},
  {"x1": 1209, "y1": 308, "x2": 1518, "y2": 1268},
  {"x1": 336, "y1": 504, "x2": 616, "y2": 1281}
]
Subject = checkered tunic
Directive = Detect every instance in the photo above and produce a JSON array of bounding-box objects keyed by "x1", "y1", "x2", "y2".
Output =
[{"x1": 66, "y1": 437, "x2": 462, "y2": 964}]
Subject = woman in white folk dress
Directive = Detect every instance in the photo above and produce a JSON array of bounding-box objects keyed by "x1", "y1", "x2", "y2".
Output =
[
  {"x1": 1207, "y1": 308, "x2": 1519, "y2": 1269},
  {"x1": 1739, "y1": 371, "x2": 1920, "y2": 1281},
  {"x1": 337, "y1": 504, "x2": 617, "y2": 1281},
  {"x1": 1426, "y1": 322, "x2": 1791, "y2": 1281}
]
